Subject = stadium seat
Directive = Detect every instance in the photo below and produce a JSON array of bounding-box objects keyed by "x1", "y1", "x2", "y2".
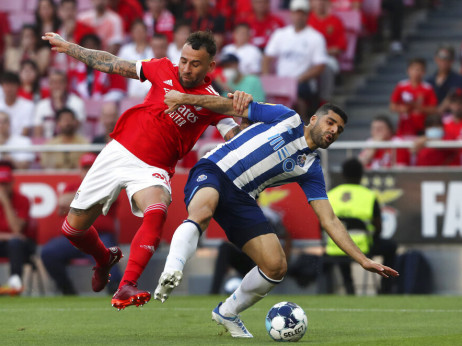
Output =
[
  {"x1": 24, "y1": 0, "x2": 38, "y2": 13},
  {"x1": 0, "y1": 0, "x2": 24, "y2": 13},
  {"x1": 8, "y1": 12, "x2": 35, "y2": 33},
  {"x1": 260, "y1": 75, "x2": 298, "y2": 107},
  {"x1": 119, "y1": 96, "x2": 144, "y2": 114},
  {"x1": 331, "y1": 10, "x2": 362, "y2": 71},
  {"x1": 83, "y1": 99, "x2": 104, "y2": 139},
  {"x1": 362, "y1": 0, "x2": 382, "y2": 16},
  {"x1": 273, "y1": 9, "x2": 291, "y2": 26},
  {"x1": 77, "y1": 0, "x2": 94, "y2": 12}
]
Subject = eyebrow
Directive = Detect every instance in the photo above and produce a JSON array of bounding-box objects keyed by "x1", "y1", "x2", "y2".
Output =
[
  {"x1": 180, "y1": 57, "x2": 202, "y2": 64},
  {"x1": 327, "y1": 116, "x2": 344, "y2": 133}
]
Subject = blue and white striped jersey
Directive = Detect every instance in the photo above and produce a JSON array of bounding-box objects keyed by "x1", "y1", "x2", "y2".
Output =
[{"x1": 203, "y1": 102, "x2": 328, "y2": 202}]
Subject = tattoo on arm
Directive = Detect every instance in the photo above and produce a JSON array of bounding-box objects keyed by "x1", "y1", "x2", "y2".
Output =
[
  {"x1": 224, "y1": 126, "x2": 241, "y2": 141},
  {"x1": 67, "y1": 43, "x2": 138, "y2": 79}
]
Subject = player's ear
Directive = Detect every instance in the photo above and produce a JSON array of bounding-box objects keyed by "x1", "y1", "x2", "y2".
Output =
[
  {"x1": 310, "y1": 114, "x2": 318, "y2": 126},
  {"x1": 208, "y1": 60, "x2": 216, "y2": 73}
]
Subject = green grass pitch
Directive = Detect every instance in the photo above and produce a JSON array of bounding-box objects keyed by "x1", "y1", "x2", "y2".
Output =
[{"x1": 1, "y1": 295, "x2": 462, "y2": 345}]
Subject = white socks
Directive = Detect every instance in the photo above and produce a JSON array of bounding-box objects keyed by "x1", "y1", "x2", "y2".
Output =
[
  {"x1": 220, "y1": 266, "x2": 283, "y2": 317},
  {"x1": 164, "y1": 220, "x2": 201, "y2": 272}
]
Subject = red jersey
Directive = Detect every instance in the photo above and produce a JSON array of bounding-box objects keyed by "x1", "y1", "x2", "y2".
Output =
[
  {"x1": 64, "y1": 182, "x2": 118, "y2": 233},
  {"x1": 238, "y1": 12, "x2": 285, "y2": 50},
  {"x1": 308, "y1": 13, "x2": 347, "y2": 52},
  {"x1": 365, "y1": 138, "x2": 411, "y2": 169},
  {"x1": 112, "y1": 0, "x2": 144, "y2": 34},
  {"x1": 110, "y1": 58, "x2": 230, "y2": 176},
  {"x1": 390, "y1": 80, "x2": 438, "y2": 136},
  {"x1": 0, "y1": 191, "x2": 32, "y2": 238},
  {"x1": 443, "y1": 116, "x2": 462, "y2": 140},
  {"x1": 443, "y1": 116, "x2": 462, "y2": 165}
]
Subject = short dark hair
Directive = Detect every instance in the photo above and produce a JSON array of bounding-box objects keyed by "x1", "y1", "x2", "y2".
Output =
[
  {"x1": 173, "y1": 19, "x2": 191, "y2": 32},
  {"x1": 425, "y1": 114, "x2": 443, "y2": 128},
  {"x1": 315, "y1": 103, "x2": 348, "y2": 124},
  {"x1": 342, "y1": 158, "x2": 363, "y2": 181},
  {"x1": 130, "y1": 18, "x2": 146, "y2": 31},
  {"x1": 372, "y1": 114, "x2": 394, "y2": 132},
  {"x1": 234, "y1": 22, "x2": 250, "y2": 31},
  {"x1": 185, "y1": 31, "x2": 217, "y2": 58},
  {"x1": 79, "y1": 33, "x2": 101, "y2": 49},
  {"x1": 435, "y1": 45, "x2": 455, "y2": 60},
  {"x1": 408, "y1": 57, "x2": 426, "y2": 69},
  {"x1": 56, "y1": 107, "x2": 76, "y2": 120},
  {"x1": 152, "y1": 33, "x2": 168, "y2": 41},
  {"x1": 1, "y1": 71, "x2": 20, "y2": 85},
  {"x1": 60, "y1": 0, "x2": 77, "y2": 6}
]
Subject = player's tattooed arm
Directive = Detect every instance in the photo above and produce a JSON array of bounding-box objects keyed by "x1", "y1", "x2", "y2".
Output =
[
  {"x1": 42, "y1": 32, "x2": 138, "y2": 79},
  {"x1": 164, "y1": 90, "x2": 250, "y2": 118}
]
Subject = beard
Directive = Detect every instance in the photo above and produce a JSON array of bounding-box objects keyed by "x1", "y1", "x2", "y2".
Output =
[{"x1": 310, "y1": 124, "x2": 332, "y2": 149}]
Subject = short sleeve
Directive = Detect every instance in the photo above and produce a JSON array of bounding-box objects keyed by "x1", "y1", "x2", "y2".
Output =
[
  {"x1": 298, "y1": 161, "x2": 328, "y2": 202},
  {"x1": 390, "y1": 84, "x2": 402, "y2": 103},
  {"x1": 248, "y1": 102, "x2": 295, "y2": 123},
  {"x1": 264, "y1": 29, "x2": 282, "y2": 57},
  {"x1": 137, "y1": 58, "x2": 169, "y2": 84},
  {"x1": 216, "y1": 118, "x2": 238, "y2": 138}
]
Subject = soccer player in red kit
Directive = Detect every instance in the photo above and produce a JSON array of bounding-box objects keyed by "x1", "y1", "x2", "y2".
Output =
[{"x1": 42, "y1": 30, "x2": 247, "y2": 309}]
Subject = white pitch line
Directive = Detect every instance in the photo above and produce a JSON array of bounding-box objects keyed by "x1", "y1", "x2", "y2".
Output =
[{"x1": 1, "y1": 307, "x2": 462, "y2": 313}]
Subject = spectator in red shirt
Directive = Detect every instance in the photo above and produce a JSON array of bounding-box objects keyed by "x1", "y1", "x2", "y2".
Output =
[
  {"x1": 41, "y1": 153, "x2": 122, "y2": 295},
  {"x1": 78, "y1": 0, "x2": 124, "y2": 55},
  {"x1": 443, "y1": 90, "x2": 462, "y2": 140},
  {"x1": 57, "y1": 0, "x2": 96, "y2": 45},
  {"x1": 413, "y1": 115, "x2": 459, "y2": 166},
  {"x1": 185, "y1": 0, "x2": 227, "y2": 50},
  {"x1": 143, "y1": 0, "x2": 175, "y2": 42},
  {"x1": 18, "y1": 60, "x2": 50, "y2": 104},
  {"x1": 308, "y1": 0, "x2": 347, "y2": 101},
  {"x1": 238, "y1": 0, "x2": 285, "y2": 50},
  {"x1": 359, "y1": 115, "x2": 410, "y2": 169},
  {"x1": 108, "y1": 0, "x2": 144, "y2": 36},
  {"x1": 54, "y1": 0, "x2": 96, "y2": 72},
  {"x1": 390, "y1": 58, "x2": 438, "y2": 137},
  {"x1": 442, "y1": 90, "x2": 462, "y2": 165},
  {"x1": 0, "y1": 12, "x2": 12, "y2": 61},
  {"x1": 0, "y1": 161, "x2": 34, "y2": 295}
]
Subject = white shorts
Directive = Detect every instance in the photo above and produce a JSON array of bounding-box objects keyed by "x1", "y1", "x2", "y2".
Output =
[{"x1": 70, "y1": 140, "x2": 172, "y2": 217}]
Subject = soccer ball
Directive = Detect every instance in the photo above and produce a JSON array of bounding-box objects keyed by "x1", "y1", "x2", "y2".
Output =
[{"x1": 265, "y1": 302, "x2": 308, "y2": 342}]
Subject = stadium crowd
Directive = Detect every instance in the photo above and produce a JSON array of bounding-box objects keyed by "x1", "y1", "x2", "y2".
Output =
[
  {"x1": 0, "y1": 0, "x2": 457, "y2": 172},
  {"x1": 0, "y1": 0, "x2": 454, "y2": 298}
]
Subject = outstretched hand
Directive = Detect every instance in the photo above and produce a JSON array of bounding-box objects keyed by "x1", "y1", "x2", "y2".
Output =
[
  {"x1": 227, "y1": 90, "x2": 253, "y2": 116},
  {"x1": 164, "y1": 90, "x2": 184, "y2": 114},
  {"x1": 361, "y1": 258, "x2": 399, "y2": 279},
  {"x1": 41, "y1": 32, "x2": 70, "y2": 53}
]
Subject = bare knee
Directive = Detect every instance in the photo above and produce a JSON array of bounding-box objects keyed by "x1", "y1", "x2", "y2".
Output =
[
  {"x1": 259, "y1": 255, "x2": 287, "y2": 281},
  {"x1": 188, "y1": 205, "x2": 214, "y2": 231}
]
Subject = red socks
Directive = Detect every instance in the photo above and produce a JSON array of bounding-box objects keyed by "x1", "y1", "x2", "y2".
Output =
[
  {"x1": 62, "y1": 218, "x2": 110, "y2": 266},
  {"x1": 120, "y1": 203, "x2": 167, "y2": 287}
]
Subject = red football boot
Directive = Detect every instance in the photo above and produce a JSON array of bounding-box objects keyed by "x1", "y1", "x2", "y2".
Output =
[
  {"x1": 92, "y1": 247, "x2": 123, "y2": 292},
  {"x1": 111, "y1": 283, "x2": 151, "y2": 310}
]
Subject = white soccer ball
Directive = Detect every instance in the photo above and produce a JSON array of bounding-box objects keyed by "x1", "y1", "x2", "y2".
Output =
[{"x1": 265, "y1": 301, "x2": 308, "y2": 342}]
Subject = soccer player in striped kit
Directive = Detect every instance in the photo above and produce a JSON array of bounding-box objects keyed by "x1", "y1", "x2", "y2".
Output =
[
  {"x1": 155, "y1": 90, "x2": 399, "y2": 338},
  {"x1": 42, "y1": 31, "x2": 249, "y2": 309}
]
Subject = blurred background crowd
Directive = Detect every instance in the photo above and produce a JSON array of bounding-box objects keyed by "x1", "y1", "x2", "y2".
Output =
[{"x1": 0, "y1": 0, "x2": 459, "y2": 172}]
